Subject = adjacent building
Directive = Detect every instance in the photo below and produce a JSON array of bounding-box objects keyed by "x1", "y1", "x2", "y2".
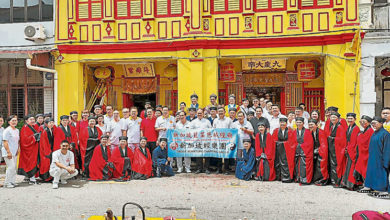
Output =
[
  {"x1": 0, "y1": 0, "x2": 55, "y2": 119},
  {"x1": 55, "y1": 0, "x2": 361, "y2": 119},
  {"x1": 360, "y1": 0, "x2": 390, "y2": 116}
]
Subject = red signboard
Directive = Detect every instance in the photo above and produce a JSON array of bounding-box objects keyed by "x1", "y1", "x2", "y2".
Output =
[
  {"x1": 220, "y1": 62, "x2": 236, "y2": 82},
  {"x1": 297, "y1": 62, "x2": 317, "y2": 81}
]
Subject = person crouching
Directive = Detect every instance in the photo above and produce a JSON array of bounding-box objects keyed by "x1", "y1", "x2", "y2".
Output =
[{"x1": 50, "y1": 140, "x2": 78, "y2": 189}]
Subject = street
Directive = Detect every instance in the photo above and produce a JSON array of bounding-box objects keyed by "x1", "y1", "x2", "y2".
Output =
[{"x1": 0, "y1": 173, "x2": 388, "y2": 220}]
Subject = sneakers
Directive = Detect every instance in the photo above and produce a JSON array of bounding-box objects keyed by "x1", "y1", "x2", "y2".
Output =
[
  {"x1": 5, "y1": 184, "x2": 15, "y2": 188},
  {"x1": 29, "y1": 181, "x2": 40, "y2": 185},
  {"x1": 185, "y1": 168, "x2": 191, "y2": 173},
  {"x1": 52, "y1": 183, "x2": 59, "y2": 189},
  {"x1": 205, "y1": 170, "x2": 211, "y2": 175},
  {"x1": 177, "y1": 168, "x2": 183, "y2": 173},
  {"x1": 60, "y1": 179, "x2": 68, "y2": 185}
]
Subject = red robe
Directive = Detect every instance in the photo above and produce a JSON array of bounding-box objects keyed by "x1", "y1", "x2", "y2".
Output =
[
  {"x1": 255, "y1": 132, "x2": 276, "y2": 181},
  {"x1": 312, "y1": 129, "x2": 329, "y2": 184},
  {"x1": 112, "y1": 146, "x2": 134, "y2": 180},
  {"x1": 132, "y1": 147, "x2": 153, "y2": 179},
  {"x1": 341, "y1": 124, "x2": 361, "y2": 188},
  {"x1": 79, "y1": 127, "x2": 102, "y2": 175},
  {"x1": 18, "y1": 124, "x2": 40, "y2": 178},
  {"x1": 354, "y1": 126, "x2": 374, "y2": 179},
  {"x1": 77, "y1": 119, "x2": 89, "y2": 135},
  {"x1": 89, "y1": 144, "x2": 115, "y2": 181},
  {"x1": 53, "y1": 125, "x2": 78, "y2": 151},
  {"x1": 39, "y1": 128, "x2": 54, "y2": 181},
  {"x1": 327, "y1": 122, "x2": 347, "y2": 185},
  {"x1": 294, "y1": 128, "x2": 314, "y2": 184},
  {"x1": 272, "y1": 128, "x2": 297, "y2": 182},
  {"x1": 53, "y1": 125, "x2": 79, "y2": 169},
  {"x1": 325, "y1": 118, "x2": 348, "y2": 136}
]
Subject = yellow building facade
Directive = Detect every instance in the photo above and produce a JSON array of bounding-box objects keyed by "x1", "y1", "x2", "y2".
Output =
[{"x1": 54, "y1": 0, "x2": 361, "y2": 119}]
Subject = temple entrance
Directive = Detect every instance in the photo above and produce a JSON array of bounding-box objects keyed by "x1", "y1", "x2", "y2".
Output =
[{"x1": 245, "y1": 87, "x2": 282, "y2": 107}]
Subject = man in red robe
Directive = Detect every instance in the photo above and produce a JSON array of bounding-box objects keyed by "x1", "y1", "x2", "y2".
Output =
[
  {"x1": 54, "y1": 115, "x2": 78, "y2": 151},
  {"x1": 255, "y1": 122, "x2": 276, "y2": 181},
  {"x1": 294, "y1": 117, "x2": 314, "y2": 185},
  {"x1": 79, "y1": 116, "x2": 102, "y2": 178},
  {"x1": 89, "y1": 135, "x2": 115, "y2": 181},
  {"x1": 39, "y1": 118, "x2": 55, "y2": 182},
  {"x1": 327, "y1": 112, "x2": 347, "y2": 187},
  {"x1": 309, "y1": 119, "x2": 329, "y2": 186},
  {"x1": 77, "y1": 109, "x2": 90, "y2": 135},
  {"x1": 132, "y1": 137, "x2": 153, "y2": 179},
  {"x1": 18, "y1": 115, "x2": 40, "y2": 184},
  {"x1": 341, "y1": 113, "x2": 361, "y2": 190},
  {"x1": 324, "y1": 106, "x2": 348, "y2": 135},
  {"x1": 53, "y1": 115, "x2": 79, "y2": 170},
  {"x1": 70, "y1": 111, "x2": 80, "y2": 129},
  {"x1": 112, "y1": 136, "x2": 133, "y2": 181},
  {"x1": 272, "y1": 118, "x2": 297, "y2": 183},
  {"x1": 354, "y1": 115, "x2": 374, "y2": 183}
]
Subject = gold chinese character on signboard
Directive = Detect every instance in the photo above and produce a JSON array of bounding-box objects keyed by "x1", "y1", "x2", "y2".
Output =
[{"x1": 242, "y1": 58, "x2": 287, "y2": 71}]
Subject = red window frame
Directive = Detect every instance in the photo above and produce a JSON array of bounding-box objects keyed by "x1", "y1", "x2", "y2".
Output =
[
  {"x1": 154, "y1": 0, "x2": 184, "y2": 18},
  {"x1": 76, "y1": 0, "x2": 103, "y2": 21},
  {"x1": 210, "y1": 0, "x2": 243, "y2": 14},
  {"x1": 114, "y1": 0, "x2": 143, "y2": 19},
  {"x1": 253, "y1": 0, "x2": 287, "y2": 12},
  {"x1": 298, "y1": 0, "x2": 333, "y2": 9}
]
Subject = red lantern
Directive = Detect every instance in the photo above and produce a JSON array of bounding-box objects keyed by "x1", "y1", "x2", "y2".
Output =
[{"x1": 381, "y1": 68, "x2": 390, "y2": 77}]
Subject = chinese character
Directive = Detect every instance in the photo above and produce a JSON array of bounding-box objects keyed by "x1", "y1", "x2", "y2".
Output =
[
  {"x1": 136, "y1": 67, "x2": 142, "y2": 73},
  {"x1": 264, "y1": 61, "x2": 271, "y2": 68},
  {"x1": 128, "y1": 67, "x2": 134, "y2": 74},
  {"x1": 248, "y1": 61, "x2": 256, "y2": 69},
  {"x1": 272, "y1": 60, "x2": 282, "y2": 68},
  {"x1": 144, "y1": 66, "x2": 150, "y2": 73}
]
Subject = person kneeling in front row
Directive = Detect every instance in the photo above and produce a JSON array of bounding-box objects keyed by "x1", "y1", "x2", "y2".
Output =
[{"x1": 50, "y1": 140, "x2": 78, "y2": 189}]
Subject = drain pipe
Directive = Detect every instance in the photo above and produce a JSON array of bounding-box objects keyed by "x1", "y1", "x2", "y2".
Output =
[{"x1": 26, "y1": 58, "x2": 58, "y2": 124}]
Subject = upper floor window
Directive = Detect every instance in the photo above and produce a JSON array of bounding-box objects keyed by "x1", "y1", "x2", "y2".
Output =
[
  {"x1": 115, "y1": 0, "x2": 142, "y2": 19},
  {"x1": 299, "y1": 0, "x2": 332, "y2": 8},
  {"x1": 155, "y1": 0, "x2": 183, "y2": 17},
  {"x1": 0, "y1": 0, "x2": 53, "y2": 24},
  {"x1": 254, "y1": 0, "x2": 286, "y2": 11},
  {"x1": 76, "y1": 0, "x2": 103, "y2": 21},
  {"x1": 211, "y1": 0, "x2": 242, "y2": 14}
]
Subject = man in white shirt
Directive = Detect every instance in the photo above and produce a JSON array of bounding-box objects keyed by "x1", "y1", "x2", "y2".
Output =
[
  {"x1": 299, "y1": 103, "x2": 311, "y2": 120},
  {"x1": 249, "y1": 98, "x2": 260, "y2": 113},
  {"x1": 240, "y1": 98, "x2": 250, "y2": 118},
  {"x1": 120, "y1": 108, "x2": 130, "y2": 130},
  {"x1": 104, "y1": 105, "x2": 114, "y2": 124},
  {"x1": 175, "y1": 111, "x2": 191, "y2": 173},
  {"x1": 233, "y1": 112, "x2": 254, "y2": 159},
  {"x1": 122, "y1": 107, "x2": 142, "y2": 151},
  {"x1": 107, "y1": 110, "x2": 122, "y2": 151},
  {"x1": 190, "y1": 109, "x2": 212, "y2": 174},
  {"x1": 268, "y1": 104, "x2": 287, "y2": 134},
  {"x1": 213, "y1": 107, "x2": 233, "y2": 174},
  {"x1": 155, "y1": 106, "x2": 176, "y2": 139},
  {"x1": 50, "y1": 140, "x2": 78, "y2": 189},
  {"x1": 294, "y1": 106, "x2": 309, "y2": 128}
]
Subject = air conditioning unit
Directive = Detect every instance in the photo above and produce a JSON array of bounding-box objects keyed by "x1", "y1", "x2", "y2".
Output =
[{"x1": 24, "y1": 24, "x2": 47, "y2": 41}]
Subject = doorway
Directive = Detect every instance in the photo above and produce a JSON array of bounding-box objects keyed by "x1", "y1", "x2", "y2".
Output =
[
  {"x1": 123, "y1": 93, "x2": 156, "y2": 114},
  {"x1": 245, "y1": 87, "x2": 282, "y2": 106}
]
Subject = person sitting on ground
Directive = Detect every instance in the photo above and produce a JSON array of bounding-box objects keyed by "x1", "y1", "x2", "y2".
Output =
[
  {"x1": 50, "y1": 140, "x2": 78, "y2": 189},
  {"x1": 88, "y1": 135, "x2": 115, "y2": 181},
  {"x1": 111, "y1": 136, "x2": 133, "y2": 181},
  {"x1": 152, "y1": 138, "x2": 174, "y2": 178},
  {"x1": 235, "y1": 139, "x2": 256, "y2": 181},
  {"x1": 131, "y1": 137, "x2": 153, "y2": 179}
]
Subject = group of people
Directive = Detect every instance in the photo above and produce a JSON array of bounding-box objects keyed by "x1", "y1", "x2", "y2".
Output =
[{"x1": 0, "y1": 93, "x2": 389, "y2": 200}]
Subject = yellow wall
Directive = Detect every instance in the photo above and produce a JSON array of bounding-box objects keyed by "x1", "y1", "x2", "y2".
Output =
[{"x1": 54, "y1": 0, "x2": 361, "y2": 119}]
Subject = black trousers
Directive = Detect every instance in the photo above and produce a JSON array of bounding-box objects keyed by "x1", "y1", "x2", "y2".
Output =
[
  {"x1": 196, "y1": 157, "x2": 210, "y2": 171},
  {"x1": 146, "y1": 142, "x2": 157, "y2": 156},
  {"x1": 216, "y1": 158, "x2": 231, "y2": 171}
]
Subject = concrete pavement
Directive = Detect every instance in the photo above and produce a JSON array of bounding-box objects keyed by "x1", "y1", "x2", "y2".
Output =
[{"x1": 0, "y1": 173, "x2": 389, "y2": 220}]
